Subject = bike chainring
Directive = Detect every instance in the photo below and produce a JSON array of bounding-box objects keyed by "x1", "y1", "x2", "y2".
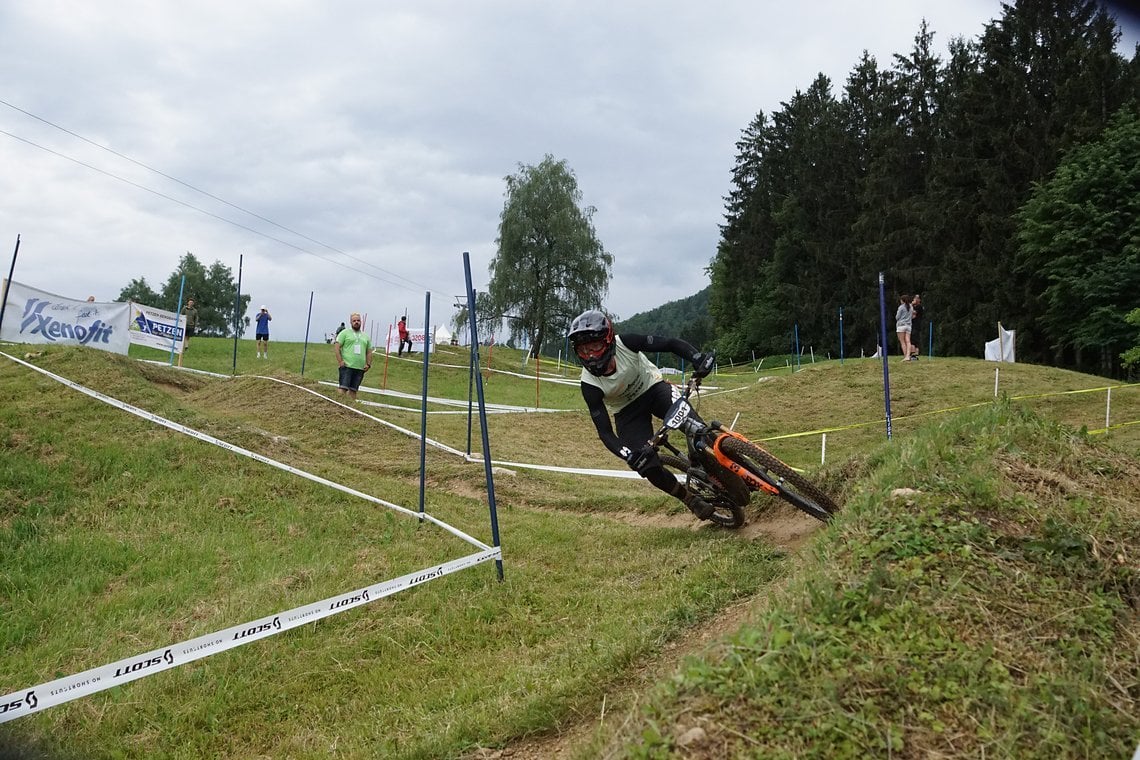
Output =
[{"x1": 686, "y1": 467, "x2": 734, "y2": 507}]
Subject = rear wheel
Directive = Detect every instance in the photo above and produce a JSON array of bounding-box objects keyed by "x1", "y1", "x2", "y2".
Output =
[
  {"x1": 660, "y1": 453, "x2": 746, "y2": 528},
  {"x1": 719, "y1": 437, "x2": 838, "y2": 522}
]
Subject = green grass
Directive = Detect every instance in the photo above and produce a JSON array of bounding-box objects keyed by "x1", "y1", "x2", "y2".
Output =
[
  {"x1": 601, "y1": 402, "x2": 1139, "y2": 759},
  {"x1": 0, "y1": 345, "x2": 779, "y2": 759},
  {"x1": 0, "y1": 341, "x2": 1137, "y2": 758}
]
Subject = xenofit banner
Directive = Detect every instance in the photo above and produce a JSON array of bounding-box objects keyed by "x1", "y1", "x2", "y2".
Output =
[{"x1": 1, "y1": 280, "x2": 130, "y2": 354}]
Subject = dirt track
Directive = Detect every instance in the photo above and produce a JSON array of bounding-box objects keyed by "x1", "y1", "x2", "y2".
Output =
[{"x1": 466, "y1": 502, "x2": 822, "y2": 760}]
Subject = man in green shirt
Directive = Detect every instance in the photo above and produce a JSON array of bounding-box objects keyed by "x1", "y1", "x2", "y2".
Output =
[{"x1": 333, "y1": 312, "x2": 373, "y2": 400}]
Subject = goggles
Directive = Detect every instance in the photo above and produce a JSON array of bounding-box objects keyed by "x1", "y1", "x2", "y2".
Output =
[{"x1": 574, "y1": 336, "x2": 609, "y2": 361}]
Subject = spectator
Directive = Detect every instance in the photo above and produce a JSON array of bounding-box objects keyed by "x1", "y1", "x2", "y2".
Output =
[
  {"x1": 895, "y1": 295, "x2": 914, "y2": 362},
  {"x1": 182, "y1": 299, "x2": 198, "y2": 350},
  {"x1": 910, "y1": 294, "x2": 925, "y2": 360},
  {"x1": 334, "y1": 312, "x2": 373, "y2": 400},
  {"x1": 255, "y1": 305, "x2": 272, "y2": 359},
  {"x1": 397, "y1": 316, "x2": 413, "y2": 356}
]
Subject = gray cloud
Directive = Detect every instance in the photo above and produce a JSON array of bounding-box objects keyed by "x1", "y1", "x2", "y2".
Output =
[{"x1": 3, "y1": 0, "x2": 1046, "y2": 341}]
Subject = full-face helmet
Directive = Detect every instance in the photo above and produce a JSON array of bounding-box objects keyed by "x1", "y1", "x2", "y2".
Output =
[{"x1": 567, "y1": 309, "x2": 615, "y2": 376}]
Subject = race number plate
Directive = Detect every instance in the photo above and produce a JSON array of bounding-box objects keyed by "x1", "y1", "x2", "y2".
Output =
[{"x1": 665, "y1": 400, "x2": 692, "y2": 429}]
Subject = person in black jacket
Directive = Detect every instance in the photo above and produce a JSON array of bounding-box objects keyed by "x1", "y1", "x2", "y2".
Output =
[
  {"x1": 567, "y1": 309, "x2": 717, "y2": 520},
  {"x1": 910, "y1": 294, "x2": 925, "y2": 360}
]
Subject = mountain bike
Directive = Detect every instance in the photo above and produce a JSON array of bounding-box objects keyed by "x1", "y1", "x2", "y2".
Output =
[{"x1": 650, "y1": 376, "x2": 839, "y2": 528}]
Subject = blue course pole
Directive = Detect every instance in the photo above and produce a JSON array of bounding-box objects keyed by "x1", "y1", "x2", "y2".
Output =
[
  {"x1": 463, "y1": 253, "x2": 504, "y2": 581},
  {"x1": 169, "y1": 274, "x2": 186, "y2": 367},
  {"x1": 839, "y1": 307, "x2": 844, "y2": 365},
  {"x1": 928, "y1": 321, "x2": 934, "y2": 359},
  {"x1": 418, "y1": 291, "x2": 431, "y2": 519},
  {"x1": 231, "y1": 254, "x2": 243, "y2": 375},
  {"x1": 301, "y1": 291, "x2": 314, "y2": 376},
  {"x1": 878, "y1": 273, "x2": 893, "y2": 440},
  {"x1": 0, "y1": 235, "x2": 21, "y2": 336},
  {"x1": 467, "y1": 292, "x2": 476, "y2": 457},
  {"x1": 794, "y1": 323, "x2": 801, "y2": 372}
]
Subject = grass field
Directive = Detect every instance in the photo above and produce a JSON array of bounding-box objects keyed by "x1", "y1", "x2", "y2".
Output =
[{"x1": 0, "y1": 338, "x2": 1136, "y2": 758}]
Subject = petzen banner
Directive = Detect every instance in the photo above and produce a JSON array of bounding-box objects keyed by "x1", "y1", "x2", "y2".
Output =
[
  {"x1": 128, "y1": 302, "x2": 185, "y2": 354},
  {"x1": 0, "y1": 280, "x2": 130, "y2": 354}
]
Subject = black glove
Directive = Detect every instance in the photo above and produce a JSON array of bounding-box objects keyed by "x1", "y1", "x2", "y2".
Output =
[
  {"x1": 624, "y1": 444, "x2": 658, "y2": 475},
  {"x1": 691, "y1": 351, "x2": 715, "y2": 379}
]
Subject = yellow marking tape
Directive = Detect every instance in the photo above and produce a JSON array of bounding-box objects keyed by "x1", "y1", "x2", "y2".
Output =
[{"x1": 756, "y1": 383, "x2": 1139, "y2": 442}]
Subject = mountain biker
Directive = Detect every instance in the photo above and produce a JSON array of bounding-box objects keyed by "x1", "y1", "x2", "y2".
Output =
[{"x1": 567, "y1": 309, "x2": 717, "y2": 519}]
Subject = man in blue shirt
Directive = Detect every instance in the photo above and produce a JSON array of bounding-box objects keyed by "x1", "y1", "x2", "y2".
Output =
[{"x1": 255, "y1": 305, "x2": 272, "y2": 359}]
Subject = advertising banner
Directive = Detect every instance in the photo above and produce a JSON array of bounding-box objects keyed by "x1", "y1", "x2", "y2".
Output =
[
  {"x1": 128, "y1": 302, "x2": 185, "y2": 354},
  {"x1": 0, "y1": 280, "x2": 130, "y2": 354},
  {"x1": 385, "y1": 324, "x2": 432, "y2": 354}
]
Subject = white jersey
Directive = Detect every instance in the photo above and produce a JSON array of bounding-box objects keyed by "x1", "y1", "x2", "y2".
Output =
[{"x1": 580, "y1": 336, "x2": 663, "y2": 415}]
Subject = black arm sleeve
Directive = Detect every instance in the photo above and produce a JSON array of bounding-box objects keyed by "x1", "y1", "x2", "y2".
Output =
[
  {"x1": 619, "y1": 334, "x2": 701, "y2": 364},
  {"x1": 580, "y1": 382, "x2": 626, "y2": 459}
]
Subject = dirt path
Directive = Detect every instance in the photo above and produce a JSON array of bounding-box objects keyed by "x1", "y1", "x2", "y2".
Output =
[{"x1": 467, "y1": 503, "x2": 821, "y2": 760}]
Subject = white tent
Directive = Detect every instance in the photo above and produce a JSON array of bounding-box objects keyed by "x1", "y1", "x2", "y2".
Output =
[
  {"x1": 984, "y1": 323, "x2": 1016, "y2": 362},
  {"x1": 433, "y1": 324, "x2": 453, "y2": 345}
]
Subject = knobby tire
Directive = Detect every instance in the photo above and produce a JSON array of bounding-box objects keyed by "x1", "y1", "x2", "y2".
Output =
[
  {"x1": 659, "y1": 453, "x2": 746, "y2": 528},
  {"x1": 719, "y1": 437, "x2": 838, "y2": 522}
]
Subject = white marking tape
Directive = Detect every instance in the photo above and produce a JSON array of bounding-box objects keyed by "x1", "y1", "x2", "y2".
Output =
[
  {"x1": 462, "y1": 454, "x2": 642, "y2": 479},
  {"x1": 319, "y1": 380, "x2": 576, "y2": 412},
  {"x1": 0, "y1": 352, "x2": 505, "y2": 721},
  {"x1": 0, "y1": 547, "x2": 500, "y2": 723},
  {"x1": 1, "y1": 354, "x2": 488, "y2": 548},
  {"x1": 420, "y1": 357, "x2": 582, "y2": 386},
  {"x1": 263, "y1": 375, "x2": 640, "y2": 479},
  {"x1": 160, "y1": 362, "x2": 639, "y2": 481},
  {"x1": 359, "y1": 399, "x2": 512, "y2": 415}
]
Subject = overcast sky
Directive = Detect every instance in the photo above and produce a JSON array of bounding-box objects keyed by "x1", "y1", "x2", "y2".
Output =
[{"x1": 2, "y1": 1, "x2": 1136, "y2": 343}]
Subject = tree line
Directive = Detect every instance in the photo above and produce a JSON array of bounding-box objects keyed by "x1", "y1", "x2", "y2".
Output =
[
  {"x1": 117, "y1": 252, "x2": 251, "y2": 337},
  {"x1": 708, "y1": 0, "x2": 1140, "y2": 376}
]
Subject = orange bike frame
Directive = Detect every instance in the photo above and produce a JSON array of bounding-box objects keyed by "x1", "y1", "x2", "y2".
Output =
[{"x1": 709, "y1": 429, "x2": 781, "y2": 496}]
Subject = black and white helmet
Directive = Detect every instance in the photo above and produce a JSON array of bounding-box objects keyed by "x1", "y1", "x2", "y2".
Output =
[{"x1": 567, "y1": 309, "x2": 615, "y2": 376}]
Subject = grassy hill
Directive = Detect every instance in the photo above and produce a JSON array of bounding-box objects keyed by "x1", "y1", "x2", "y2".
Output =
[{"x1": 0, "y1": 339, "x2": 1136, "y2": 758}]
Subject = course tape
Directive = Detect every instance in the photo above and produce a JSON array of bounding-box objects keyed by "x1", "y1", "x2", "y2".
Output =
[
  {"x1": 320, "y1": 381, "x2": 577, "y2": 413},
  {"x1": 1, "y1": 354, "x2": 489, "y2": 550},
  {"x1": 757, "y1": 383, "x2": 1140, "y2": 442},
  {"x1": 0, "y1": 547, "x2": 500, "y2": 724},
  {"x1": 461, "y1": 454, "x2": 642, "y2": 479},
  {"x1": 360, "y1": 400, "x2": 523, "y2": 415},
  {"x1": 392, "y1": 353, "x2": 582, "y2": 386},
  {"x1": 0, "y1": 353, "x2": 504, "y2": 721},
  {"x1": 258, "y1": 375, "x2": 641, "y2": 479}
]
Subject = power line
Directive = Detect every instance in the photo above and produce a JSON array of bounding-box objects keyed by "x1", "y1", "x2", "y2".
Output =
[
  {"x1": 0, "y1": 127, "x2": 400, "y2": 286},
  {"x1": 0, "y1": 99, "x2": 442, "y2": 293}
]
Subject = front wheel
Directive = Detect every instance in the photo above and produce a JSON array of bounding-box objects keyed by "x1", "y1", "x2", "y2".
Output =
[
  {"x1": 659, "y1": 453, "x2": 746, "y2": 528},
  {"x1": 719, "y1": 437, "x2": 838, "y2": 522}
]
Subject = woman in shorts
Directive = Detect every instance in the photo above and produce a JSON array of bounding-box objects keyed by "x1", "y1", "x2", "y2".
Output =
[{"x1": 895, "y1": 294, "x2": 914, "y2": 361}]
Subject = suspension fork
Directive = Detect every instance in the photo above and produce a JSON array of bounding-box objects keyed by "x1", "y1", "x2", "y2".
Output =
[{"x1": 709, "y1": 430, "x2": 781, "y2": 496}]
